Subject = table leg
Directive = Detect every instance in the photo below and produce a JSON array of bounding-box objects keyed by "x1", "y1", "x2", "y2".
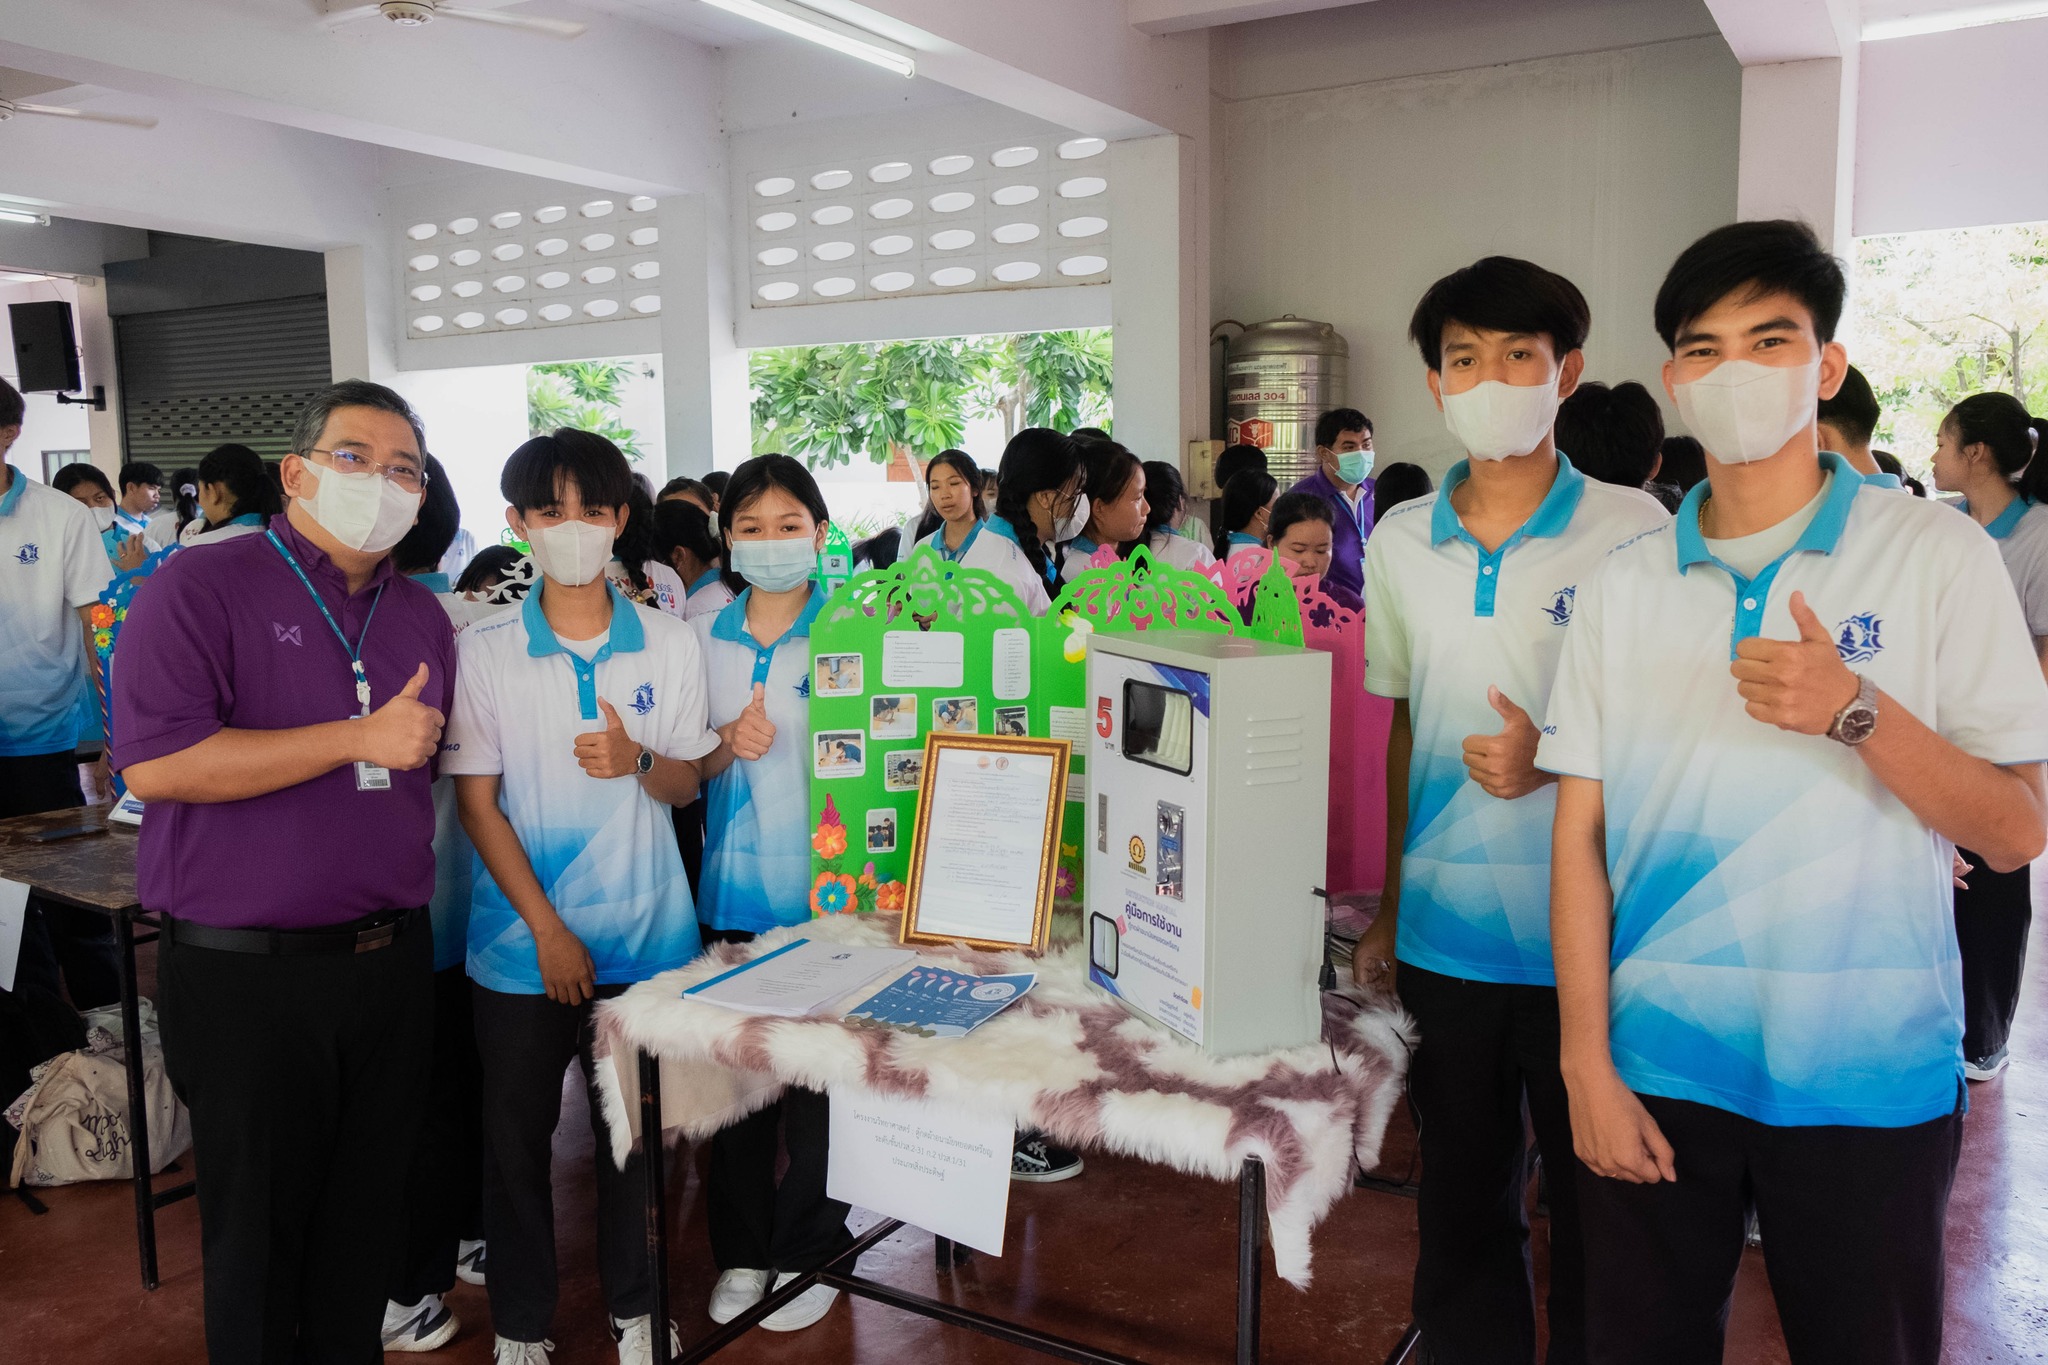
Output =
[
  {"x1": 1236, "y1": 1157, "x2": 1264, "y2": 1365},
  {"x1": 641, "y1": 1050, "x2": 672, "y2": 1365},
  {"x1": 117, "y1": 905, "x2": 158, "y2": 1292}
]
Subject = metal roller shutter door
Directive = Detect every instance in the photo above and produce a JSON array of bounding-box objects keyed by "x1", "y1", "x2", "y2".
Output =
[{"x1": 116, "y1": 295, "x2": 331, "y2": 463}]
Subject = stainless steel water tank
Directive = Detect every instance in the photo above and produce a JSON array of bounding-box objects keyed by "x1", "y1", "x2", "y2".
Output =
[{"x1": 1223, "y1": 315, "x2": 1349, "y2": 487}]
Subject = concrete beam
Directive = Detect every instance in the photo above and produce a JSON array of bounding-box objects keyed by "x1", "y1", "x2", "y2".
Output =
[{"x1": 1129, "y1": 0, "x2": 1370, "y2": 38}]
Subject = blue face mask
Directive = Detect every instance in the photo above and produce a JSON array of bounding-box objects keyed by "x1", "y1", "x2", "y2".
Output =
[
  {"x1": 1333, "y1": 448, "x2": 1373, "y2": 486},
  {"x1": 729, "y1": 536, "x2": 816, "y2": 593}
]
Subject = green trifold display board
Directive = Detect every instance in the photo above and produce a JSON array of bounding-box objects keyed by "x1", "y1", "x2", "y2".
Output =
[{"x1": 806, "y1": 544, "x2": 1304, "y2": 917}]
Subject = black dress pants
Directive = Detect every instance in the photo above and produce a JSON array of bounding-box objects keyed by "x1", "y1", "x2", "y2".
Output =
[
  {"x1": 0, "y1": 750, "x2": 120, "y2": 1009},
  {"x1": 1579, "y1": 1091, "x2": 1963, "y2": 1365},
  {"x1": 472, "y1": 982, "x2": 649, "y2": 1342},
  {"x1": 1396, "y1": 963, "x2": 1586, "y2": 1365},
  {"x1": 1953, "y1": 847, "x2": 2031, "y2": 1061},
  {"x1": 389, "y1": 964, "x2": 484, "y2": 1305},
  {"x1": 159, "y1": 913, "x2": 433, "y2": 1365}
]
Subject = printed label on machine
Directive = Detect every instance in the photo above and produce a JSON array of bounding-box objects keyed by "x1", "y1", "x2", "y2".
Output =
[{"x1": 1084, "y1": 656, "x2": 1210, "y2": 1045}]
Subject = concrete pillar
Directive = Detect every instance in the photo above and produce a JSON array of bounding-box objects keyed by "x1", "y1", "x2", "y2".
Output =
[
  {"x1": 72, "y1": 277, "x2": 124, "y2": 472},
  {"x1": 1111, "y1": 133, "x2": 1211, "y2": 464},
  {"x1": 1736, "y1": 55, "x2": 1856, "y2": 250},
  {"x1": 324, "y1": 242, "x2": 398, "y2": 383},
  {"x1": 659, "y1": 192, "x2": 749, "y2": 478}
]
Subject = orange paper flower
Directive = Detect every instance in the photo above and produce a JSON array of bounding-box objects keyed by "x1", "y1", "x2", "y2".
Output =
[
  {"x1": 811, "y1": 823, "x2": 848, "y2": 859},
  {"x1": 876, "y1": 881, "x2": 906, "y2": 912},
  {"x1": 810, "y1": 872, "x2": 856, "y2": 916}
]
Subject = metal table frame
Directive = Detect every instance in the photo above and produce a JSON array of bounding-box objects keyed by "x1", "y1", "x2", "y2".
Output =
[{"x1": 636, "y1": 1052, "x2": 1422, "y2": 1365}]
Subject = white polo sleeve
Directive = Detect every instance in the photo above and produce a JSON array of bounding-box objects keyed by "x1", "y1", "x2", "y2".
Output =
[
  {"x1": 59, "y1": 497, "x2": 114, "y2": 609},
  {"x1": 1535, "y1": 561, "x2": 1607, "y2": 780},
  {"x1": 1362, "y1": 529, "x2": 1411, "y2": 699},
  {"x1": 659, "y1": 620, "x2": 721, "y2": 762},
  {"x1": 2003, "y1": 516, "x2": 2048, "y2": 637},
  {"x1": 440, "y1": 626, "x2": 504, "y2": 776},
  {"x1": 1932, "y1": 529, "x2": 2048, "y2": 765}
]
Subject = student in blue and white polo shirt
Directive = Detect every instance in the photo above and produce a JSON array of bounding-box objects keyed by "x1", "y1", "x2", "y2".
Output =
[
  {"x1": 912, "y1": 449, "x2": 1052, "y2": 610},
  {"x1": 986, "y1": 427, "x2": 1087, "y2": 602},
  {"x1": 1541, "y1": 220, "x2": 2048, "y2": 1365},
  {"x1": 690, "y1": 455, "x2": 854, "y2": 1335},
  {"x1": 1930, "y1": 390, "x2": 2048, "y2": 1083},
  {"x1": 447, "y1": 430, "x2": 718, "y2": 1365},
  {"x1": 1358, "y1": 257, "x2": 1666, "y2": 1365}
]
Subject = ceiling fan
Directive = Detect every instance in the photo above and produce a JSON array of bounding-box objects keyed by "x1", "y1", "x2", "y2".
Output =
[
  {"x1": 321, "y1": 1, "x2": 587, "y2": 38},
  {"x1": 0, "y1": 97, "x2": 156, "y2": 129}
]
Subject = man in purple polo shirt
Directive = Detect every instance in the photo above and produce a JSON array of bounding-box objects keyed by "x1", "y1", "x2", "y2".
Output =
[
  {"x1": 112, "y1": 380, "x2": 455, "y2": 1365},
  {"x1": 1285, "y1": 405, "x2": 1377, "y2": 603}
]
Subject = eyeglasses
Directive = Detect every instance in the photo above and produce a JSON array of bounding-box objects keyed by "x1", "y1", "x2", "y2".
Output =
[{"x1": 305, "y1": 447, "x2": 429, "y2": 494}]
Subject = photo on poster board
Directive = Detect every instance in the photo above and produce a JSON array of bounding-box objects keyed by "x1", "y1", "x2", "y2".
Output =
[
  {"x1": 932, "y1": 696, "x2": 978, "y2": 734},
  {"x1": 870, "y1": 693, "x2": 918, "y2": 740},
  {"x1": 815, "y1": 730, "x2": 866, "y2": 779},
  {"x1": 901, "y1": 734, "x2": 1070, "y2": 951},
  {"x1": 883, "y1": 749, "x2": 925, "y2": 792},
  {"x1": 815, "y1": 653, "x2": 864, "y2": 697},
  {"x1": 865, "y1": 808, "x2": 898, "y2": 854},
  {"x1": 993, "y1": 705, "x2": 1029, "y2": 738}
]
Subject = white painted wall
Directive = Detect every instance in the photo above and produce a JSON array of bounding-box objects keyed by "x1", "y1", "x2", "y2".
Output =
[
  {"x1": 394, "y1": 363, "x2": 530, "y2": 551},
  {"x1": 0, "y1": 276, "x2": 120, "y2": 474},
  {"x1": 1214, "y1": 35, "x2": 1741, "y2": 477},
  {"x1": 1855, "y1": 18, "x2": 2048, "y2": 236}
]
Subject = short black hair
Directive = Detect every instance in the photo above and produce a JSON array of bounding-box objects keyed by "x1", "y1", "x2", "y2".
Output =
[
  {"x1": 290, "y1": 378, "x2": 427, "y2": 460},
  {"x1": 1314, "y1": 408, "x2": 1372, "y2": 451},
  {"x1": 196, "y1": 443, "x2": 281, "y2": 522},
  {"x1": 118, "y1": 461, "x2": 163, "y2": 492},
  {"x1": 1658, "y1": 435, "x2": 1707, "y2": 492},
  {"x1": 1653, "y1": 219, "x2": 1845, "y2": 350},
  {"x1": 659, "y1": 475, "x2": 716, "y2": 507},
  {"x1": 1408, "y1": 256, "x2": 1591, "y2": 370},
  {"x1": 1140, "y1": 460, "x2": 1186, "y2": 539},
  {"x1": 1554, "y1": 381, "x2": 1666, "y2": 488},
  {"x1": 454, "y1": 545, "x2": 528, "y2": 598},
  {"x1": 1268, "y1": 490, "x2": 1335, "y2": 545},
  {"x1": 1211, "y1": 468, "x2": 1278, "y2": 560},
  {"x1": 0, "y1": 377, "x2": 22, "y2": 429},
  {"x1": 1872, "y1": 449, "x2": 1905, "y2": 479},
  {"x1": 501, "y1": 428, "x2": 636, "y2": 513},
  {"x1": 701, "y1": 470, "x2": 730, "y2": 501},
  {"x1": 1070, "y1": 426, "x2": 1110, "y2": 442},
  {"x1": 650, "y1": 497, "x2": 722, "y2": 569},
  {"x1": 1214, "y1": 443, "x2": 1267, "y2": 489},
  {"x1": 1371, "y1": 463, "x2": 1434, "y2": 527},
  {"x1": 52, "y1": 462, "x2": 114, "y2": 500},
  {"x1": 392, "y1": 454, "x2": 460, "y2": 575},
  {"x1": 1816, "y1": 363, "x2": 1880, "y2": 448}
]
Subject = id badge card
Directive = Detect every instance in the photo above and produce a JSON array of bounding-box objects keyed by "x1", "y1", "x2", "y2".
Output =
[{"x1": 356, "y1": 761, "x2": 392, "y2": 791}]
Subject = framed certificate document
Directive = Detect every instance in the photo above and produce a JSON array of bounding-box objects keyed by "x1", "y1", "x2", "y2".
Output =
[{"x1": 900, "y1": 734, "x2": 1070, "y2": 952}]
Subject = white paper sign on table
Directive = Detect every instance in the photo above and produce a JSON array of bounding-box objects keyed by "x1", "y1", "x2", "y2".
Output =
[
  {"x1": 882, "y1": 630, "x2": 965, "y2": 688},
  {"x1": 0, "y1": 878, "x2": 30, "y2": 993},
  {"x1": 827, "y1": 1090, "x2": 1014, "y2": 1256},
  {"x1": 1047, "y1": 705, "x2": 1090, "y2": 744}
]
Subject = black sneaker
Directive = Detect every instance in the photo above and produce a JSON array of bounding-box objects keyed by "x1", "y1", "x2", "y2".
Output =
[
  {"x1": 1965, "y1": 1047, "x2": 2010, "y2": 1082},
  {"x1": 1011, "y1": 1135, "x2": 1084, "y2": 1183}
]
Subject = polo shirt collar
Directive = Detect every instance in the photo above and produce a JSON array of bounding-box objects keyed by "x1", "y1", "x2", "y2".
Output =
[
  {"x1": 1430, "y1": 453, "x2": 1587, "y2": 547},
  {"x1": 1227, "y1": 531, "x2": 1262, "y2": 547},
  {"x1": 709, "y1": 583, "x2": 825, "y2": 646},
  {"x1": 0, "y1": 466, "x2": 24, "y2": 517},
  {"x1": 272, "y1": 511, "x2": 397, "y2": 596},
  {"x1": 410, "y1": 571, "x2": 452, "y2": 594},
  {"x1": 522, "y1": 580, "x2": 645, "y2": 658},
  {"x1": 1675, "y1": 451, "x2": 1860, "y2": 573},
  {"x1": 1985, "y1": 496, "x2": 2030, "y2": 541},
  {"x1": 982, "y1": 514, "x2": 1023, "y2": 547},
  {"x1": 1069, "y1": 534, "x2": 1100, "y2": 556},
  {"x1": 688, "y1": 567, "x2": 723, "y2": 594}
]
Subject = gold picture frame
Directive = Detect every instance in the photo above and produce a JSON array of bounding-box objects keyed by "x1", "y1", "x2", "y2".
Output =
[{"x1": 899, "y1": 732, "x2": 1071, "y2": 952}]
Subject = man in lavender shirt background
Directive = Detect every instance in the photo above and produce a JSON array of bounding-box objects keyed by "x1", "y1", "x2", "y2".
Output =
[
  {"x1": 112, "y1": 380, "x2": 455, "y2": 1365},
  {"x1": 1285, "y1": 406, "x2": 1378, "y2": 603}
]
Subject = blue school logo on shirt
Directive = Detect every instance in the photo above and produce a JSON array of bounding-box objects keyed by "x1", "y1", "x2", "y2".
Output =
[
  {"x1": 630, "y1": 682, "x2": 656, "y2": 715},
  {"x1": 1542, "y1": 585, "x2": 1576, "y2": 625},
  {"x1": 795, "y1": 675, "x2": 811, "y2": 700},
  {"x1": 14, "y1": 544, "x2": 37, "y2": 565},
  {"x1": 1835, "y1": 612, "x2": 1883, "y2": 664}
]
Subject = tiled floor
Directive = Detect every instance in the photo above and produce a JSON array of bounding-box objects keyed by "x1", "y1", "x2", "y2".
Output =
[{"x1": 8, "y1": 922, "x2": 2044, "y2": 1364}]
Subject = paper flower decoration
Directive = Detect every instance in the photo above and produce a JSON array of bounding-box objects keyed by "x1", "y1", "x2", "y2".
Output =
[
  {"x1": 1061, "y1": 609, "x2": 1094, "y2": 664},
  {"x1": 1054, "y1": 866, "x2": 1076, "y2": 899},
  {"x1": 810, "y1": 872, "x2": 856, "y2": 916},
  {"x1": 89, "y1": 603, "x2": 115, "y2": 629},
  {"x1": 811, "y1": 822, "x2": 848, "y2": 859},
  {"x1": 876, "y1": 881, "x2": 906, "y2": 912}
]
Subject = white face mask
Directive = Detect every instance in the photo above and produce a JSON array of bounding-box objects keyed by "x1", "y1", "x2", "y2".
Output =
[
  {"x1": 1440, "y1": 376, "x2": 1561, "y2": 462},
  {"x1": 1053, "y1": 492, "x2": 1091, "y2": 542},
  {"x1": 522, "y1": 519, "x2": 615, "y2": 587},
  {"x1": 297, "y1": 461, "x2": 421, "y2": 555},
  {"x1": 90, "y1": 504, "x2": 117, "y2": 533},
  {"x1": 729, "y1": 536, "x2": 817, "y2": 593},
  {"x1": 1674, "y1": 358, "x2": 1822, "y2": 466}
]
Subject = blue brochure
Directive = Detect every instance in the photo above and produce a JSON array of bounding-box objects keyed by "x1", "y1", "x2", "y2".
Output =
[{"x1": 844, "y1": 966, "x2": 1037, "y2": 1038}]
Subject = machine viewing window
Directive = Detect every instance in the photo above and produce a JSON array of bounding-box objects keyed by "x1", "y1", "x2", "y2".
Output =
[{"x1": 1122, "y1": 680, "x2": 1193, "y2": 776}]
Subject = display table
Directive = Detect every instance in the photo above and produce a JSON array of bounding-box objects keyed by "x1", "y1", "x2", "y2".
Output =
[
  {"x1": 596, "y1": 910, "x2": 1415, "y2": 1363},
  {"x1": 0, "y1": 804, "x2": 193, "y2": 1290}
]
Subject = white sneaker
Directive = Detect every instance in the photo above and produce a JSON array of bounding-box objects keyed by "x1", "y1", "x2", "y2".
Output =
[
  {"x1": 382, "y1": 1294, "x2": 459, "y2": 1352},
  {"x1": 491, "y1": 1338, "x2": 553, "y2": 1365},
  {"x1": 609, "y1": 1314, "x2": 681, "y2": 1365},
  {"x1": 761, "y1": 1272, "x2": 839, "y2": 1332},
  {"x1": 455, "y1": 1238, "x2": 487, "y2": 1286},
  {"x1": 708, "y1": 1268, "x2": 771, "y2": 1324}
]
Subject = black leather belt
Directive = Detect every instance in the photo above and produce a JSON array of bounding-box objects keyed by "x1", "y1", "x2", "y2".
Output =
[{"x1": 162, "y1": 906, "x2": 423, "y2": 956}]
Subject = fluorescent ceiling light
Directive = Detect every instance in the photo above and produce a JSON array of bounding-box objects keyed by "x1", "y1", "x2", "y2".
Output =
[
  {"x1": 0, "y1": 271, "x2": 50, "y2": 284},
  {"x1": 0, "y1": 206, "x2": 50, "y2": 226},
  {"x1": 1864, "y1": 2, "x2": 2048, "y2": 41},
  {"x1": 699, "y1": 0, "x2": 915, "y2": 77}
]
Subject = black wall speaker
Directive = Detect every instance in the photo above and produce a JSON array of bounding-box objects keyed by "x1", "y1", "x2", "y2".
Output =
[{"x1": 9, "y1": 300, "x2": 83, "y2": 394}]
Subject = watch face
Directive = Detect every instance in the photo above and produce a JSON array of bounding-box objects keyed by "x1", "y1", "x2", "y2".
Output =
[
  {"x1": 636, "y1": 749, "x2": 653, "y2": 773},
  {"x1": 1838, "y1": 707, "x2": 1877, "y2": 745}
]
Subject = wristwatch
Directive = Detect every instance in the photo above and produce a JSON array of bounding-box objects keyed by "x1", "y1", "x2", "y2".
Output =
[
  {"x1": 634, "y1": 746, "x2": 654, "y2": 775},
  {"x1": 1827, "y1": 674, "x2": 1879, "y2": 746}
]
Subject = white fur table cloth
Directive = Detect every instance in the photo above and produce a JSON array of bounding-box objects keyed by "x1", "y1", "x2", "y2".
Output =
[{"x1": 595, "y1": 911, "x2": 1413, "y2": 1288}]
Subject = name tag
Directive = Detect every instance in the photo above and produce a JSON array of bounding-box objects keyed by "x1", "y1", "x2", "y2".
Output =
[{"x1": 355, "y1": 761, "x2": 392, "y2": 792}]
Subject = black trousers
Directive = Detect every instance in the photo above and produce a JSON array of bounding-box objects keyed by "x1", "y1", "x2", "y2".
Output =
[
  {"x1": 1396, "y1": 963, "x2": 1585, "y2": 1365},
  {"x1": 159, "y1": 913, "x2": 433, "y2": 1365},
  {"x1": 473, "y1": 982, "x2": 649, "y2": 1341},
  {"x1": 1579, "y1": 1091, "x2": 1964, "y2": 1365},
  {"x1": 0, "y1": 750, "x2": 120, "y2": 1009},
  {"x1": 390, "y1": 964, "x2": 484, "y2": 1305},
  {"x1": 1954, "y1": 847, "x2": 2031, "y2": 1061},
  {"x1": 701, "y1": 927, "x2": 853, "y2": 1274}
]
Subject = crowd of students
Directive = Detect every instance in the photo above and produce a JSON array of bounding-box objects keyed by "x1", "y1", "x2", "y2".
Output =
[{"x1": 1, "y1": 212, "x2": 2044, "y2": 1365}]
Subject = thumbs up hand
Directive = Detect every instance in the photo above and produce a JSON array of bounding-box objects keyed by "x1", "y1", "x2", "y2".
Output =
[
  {"x1": 359, "y1": 663, "x2": 444, "y2": 771},
  {"x1": 1461, "y1": 685, "x2": 1548, "y2": 799},
  {"x1": 574, "y1": 696, "x2": 646, "y2": 779},
  {"x1": 1731, "y1": 591, "x2": 1860, "y2": 735},
  {"x1": 723, "y1": 682, "x2": 778, "y2": 762}
]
